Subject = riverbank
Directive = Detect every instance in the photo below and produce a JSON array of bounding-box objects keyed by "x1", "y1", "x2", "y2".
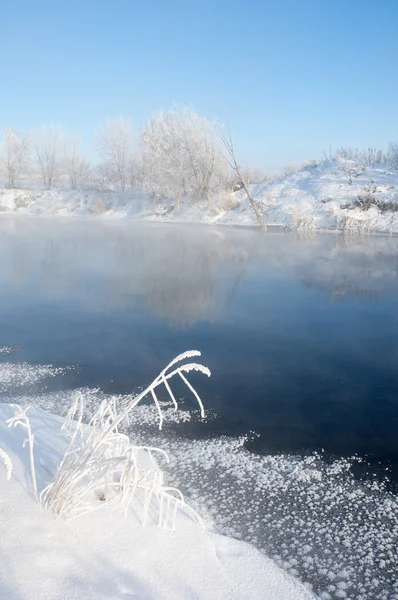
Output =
[{"x1": 1, "y1": 159, "x2": 398, "y2": 234}]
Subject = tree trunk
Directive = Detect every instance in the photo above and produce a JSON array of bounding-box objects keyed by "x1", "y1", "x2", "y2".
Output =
[{"x1": 219, "y1": 128, "x2": 266, "y2": 230}]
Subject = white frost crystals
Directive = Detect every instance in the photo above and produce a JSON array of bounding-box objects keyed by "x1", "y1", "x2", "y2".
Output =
[{"x1": 3, "y1": 351, "x2": 210, "y2": 530}]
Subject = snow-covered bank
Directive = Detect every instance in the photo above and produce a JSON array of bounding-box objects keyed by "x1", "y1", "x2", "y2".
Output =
[
  {"x1": 0, "y1": 403, "x2": 314, "y2": 600},
  {"x1": 1, "y1": 159, "x2": 398, "y2": 234}
]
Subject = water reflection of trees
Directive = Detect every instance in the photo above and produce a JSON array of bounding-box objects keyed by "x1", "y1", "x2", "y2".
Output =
[
  {"x1": 0, "y1": 217, "x2": 398, "y2": 324},
  {"x1": 307, "y1": 282, "x2": 383, "y2": 303},
  {"x1": 288, "y1": 235, "x2": 398, "y2": 303}
]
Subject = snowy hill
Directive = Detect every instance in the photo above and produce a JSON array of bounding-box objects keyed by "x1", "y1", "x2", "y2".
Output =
[
  {"x1": 244, "y1": 158, "x2": 398, "y2": 233},
  {"x1": 1, "y1": 159, "x2": 398, "y2": 234}
]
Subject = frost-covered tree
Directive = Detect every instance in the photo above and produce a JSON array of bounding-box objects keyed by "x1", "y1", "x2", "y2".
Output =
[
  {"x1": 0, "y1": 128, "x2": 31, "y2": 188},
  {"x1": 63, "y1": 136, "x2": 91, "y2": 190},
  {"x1": 128, "y1": 148, "x2": 144, "y2": 189},
  {"x1": 375, "y1": 149, "x2": 384, "y2": 164},
  {"x1": 387, "y1": 142, "x2": 398, "y2": 169},
  {"x1": 141, "y1": 106, "x2": 228, "y2": 203},
  {"x1": 96, "y1": 116, "x2": 134, "y2": 191},
  {"x1": 33, "y1": 123, "x2": 63, "y2": 189},
  {"x1": 246, "y1": 167, "x2": 269, "y2": 185}
]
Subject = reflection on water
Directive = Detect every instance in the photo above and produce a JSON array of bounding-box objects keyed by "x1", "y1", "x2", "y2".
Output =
[
  {"x1": 1, "y1": 218, "x2": 398, "y2": 316},
  {"x1": 0, "y1": 216, "x2": 397, "y2": 476}
]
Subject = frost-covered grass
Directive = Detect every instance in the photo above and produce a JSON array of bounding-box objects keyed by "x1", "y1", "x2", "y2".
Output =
[
  {"x1": 0, "y1": 358, "x2": 315, "y2": 600},
  {"x1": 39, "y1": 351, "x2": 209, "y2": 525},
  {"x1": 2, "y1": 352, "x2": 209, "y2": 527},
  {"x1": 1, "y1": 159, "x2": 398, "y2": 234}
]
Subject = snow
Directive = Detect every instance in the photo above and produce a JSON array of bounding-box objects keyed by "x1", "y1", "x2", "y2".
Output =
[
  {"x1": 0, "y1": 402, "x2": 316, "y2": 600},
  {"x1": 1, "y1": 159, "x2": 398, "y2": 234}
]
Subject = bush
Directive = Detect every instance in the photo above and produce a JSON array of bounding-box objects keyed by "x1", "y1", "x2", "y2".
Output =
[
  {"x1": 89, "y1": 198, "x2": 109, "y2": 214},
  {"x1": 341, "y1": 194, "x2": 398, "y2": 213},
  {"x1": 217, "y1": 195, "x2": 240, "y2": 212}
]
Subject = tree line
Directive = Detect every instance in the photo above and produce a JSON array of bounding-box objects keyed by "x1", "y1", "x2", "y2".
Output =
[
  {"x1": 0, "y1": 107, "x2": 236, "y2": 200},
  {"x1": 1, "y1": 105, "x2": 397, "y2": 203}
]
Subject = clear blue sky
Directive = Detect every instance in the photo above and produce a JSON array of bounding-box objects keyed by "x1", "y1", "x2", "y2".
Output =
[{"x1": 2, "y1": 0, "x2": 398, "y2": 170}]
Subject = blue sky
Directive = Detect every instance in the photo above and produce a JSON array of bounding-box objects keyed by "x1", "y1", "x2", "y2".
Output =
[{"x1": 2, "y1": 0, "x2": 398, "y2": 170}]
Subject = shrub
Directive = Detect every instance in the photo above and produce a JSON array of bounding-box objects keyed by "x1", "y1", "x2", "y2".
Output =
[
  {"x1": 217, "y1": 195, "x2": 240, "y2": 212},
  {"x1": 341, "y1": 194, "x2": 398, "y2": 213},
  {"x1": 89, "y1": 198, "x2": 109, "y2": 214}
]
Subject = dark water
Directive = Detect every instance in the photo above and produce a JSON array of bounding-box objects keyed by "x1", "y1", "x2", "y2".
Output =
[{"x1": 0, "y1": 215, "x2": 397, "y2": 481}]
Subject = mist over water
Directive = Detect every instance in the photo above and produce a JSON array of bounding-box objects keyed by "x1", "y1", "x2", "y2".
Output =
[{"x1": 0, "y1": 216, "x2": 397, "y2": 468}]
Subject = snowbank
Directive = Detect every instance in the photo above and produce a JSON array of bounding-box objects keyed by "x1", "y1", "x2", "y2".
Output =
[
  {"x1": 1, "y1": 159, "x2": 398, "y2": 233},
  {"x1": 0, "y1": 403, "x2": 314, "y2": 600}
]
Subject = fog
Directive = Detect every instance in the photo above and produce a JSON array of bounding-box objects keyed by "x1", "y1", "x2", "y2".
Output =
[{"x1": 1, "y1": 216, "x2": 398, "y2": 323}]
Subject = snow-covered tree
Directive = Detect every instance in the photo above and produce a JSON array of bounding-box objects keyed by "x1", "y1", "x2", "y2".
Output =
[
  {"x1": 375, "y1": 149, "x2": 384, "y2": 164},
  {"x1": 33, "y1": 123, "x2": 63, "y2": 189},
  {"x1": 128, "y1": 148, "x2": 144, "y2": 189},
  {"x1": 387, "y1": 142, "x2": 398, "y2": 169},
  {"x1": 96, "y1": 116, "x2": 134, "y2": 191},
  {"x1": 63, "y1": 136, "x2": 91, "y2": 190},
  {"x1": 0, "y1": 129, "x2": 31, "y2": 188},
  {"x1": 246, "y1": 166, "x2": 269, "y2": 185},
  {"x1": 141, "y1": 106, "x2": 228, "y2": 203}
]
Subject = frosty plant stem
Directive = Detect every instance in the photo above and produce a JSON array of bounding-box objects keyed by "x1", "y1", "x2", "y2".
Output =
[{"x1": 7, "y1": 405, "x2": 38, "y2": 502}]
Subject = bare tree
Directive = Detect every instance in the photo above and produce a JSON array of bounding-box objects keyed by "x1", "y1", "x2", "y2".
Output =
[
  {"x1": 96, "y1": 116, "x2": 134, "y2": 191},
  {"x1": 0, "y1": 129, "x2": 31, "y2": 188},
  {"x1": 63, "y1": 136, "x2": 91, "y2": 189},
  {"x1": 33, "y1": 123, "x2": 63, "y2": 189},
  {"x1": 218, "y1": 127, "x2": 265, "y2": 229}
]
